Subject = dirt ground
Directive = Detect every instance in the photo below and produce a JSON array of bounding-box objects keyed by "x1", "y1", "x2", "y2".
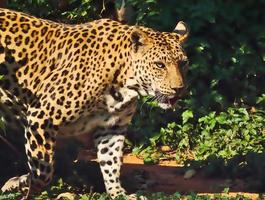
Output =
[{"x1": 77, "y1": 151, "x2": 263, "y2": 200}]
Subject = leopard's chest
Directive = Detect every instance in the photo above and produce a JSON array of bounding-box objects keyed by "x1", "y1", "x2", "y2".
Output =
[{"x1": 57, "y1": 87, "x2": 138, "y2": 137}]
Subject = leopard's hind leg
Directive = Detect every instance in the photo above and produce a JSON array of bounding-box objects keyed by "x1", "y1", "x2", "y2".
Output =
[{"x1": 1, "y1": 115, "x2": 56, "y2": 199}]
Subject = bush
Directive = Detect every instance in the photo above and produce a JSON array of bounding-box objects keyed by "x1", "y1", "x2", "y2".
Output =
[
  {"x1": 131, "y1": 105, "x2": 264, "y2": 161},
  {"x1": 195, "y1": 107, "x2": 264, "y2": 160}
]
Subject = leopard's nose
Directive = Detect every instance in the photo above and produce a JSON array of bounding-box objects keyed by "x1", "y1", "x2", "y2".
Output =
[
  {"x1": 171, "y1": 87, "x2": 180, "y2": 93},
  {"x1": 171, "y1": 84, "x2": 184, "y2": 92},
  {"x1": 171, "y1": 85, "x2": 185, "y2": 96}
]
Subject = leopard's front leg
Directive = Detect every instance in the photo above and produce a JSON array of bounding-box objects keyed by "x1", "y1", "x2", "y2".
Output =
[{"x1": 93, "y1": 127, "x2": 127, "y2": 199}]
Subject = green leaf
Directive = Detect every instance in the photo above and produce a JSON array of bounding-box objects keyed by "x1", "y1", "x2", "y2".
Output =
[
  {"x1": 79, "y1": 194, "x2": 89, "y2": 200},
  {"x1": 182, "y1": 110, "x2": 194, "y2": 124},
  {"x1": 215, "y1": 113, "x2": 227, "y2": 124}
]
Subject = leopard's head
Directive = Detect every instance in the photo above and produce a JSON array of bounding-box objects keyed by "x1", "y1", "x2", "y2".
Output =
[{"x1": 127, "y1": 22, "x2": 189, "y2": 109}]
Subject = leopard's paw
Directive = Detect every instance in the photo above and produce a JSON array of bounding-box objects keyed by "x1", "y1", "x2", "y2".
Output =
[
  {"x1": 1, "y1": 174, "x2": 30, "y2": 200},
  {"x1": 1, "y1": 176, "x2": 20, "y2": 192}
]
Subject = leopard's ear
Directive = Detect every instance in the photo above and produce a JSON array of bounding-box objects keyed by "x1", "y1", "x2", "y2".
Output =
[
  {"x1": 130, "y1": 28, "x2": 149, "y2": 53},
  {"x1": 174, "y1": 21, "x2": 189, "y2": 43}
]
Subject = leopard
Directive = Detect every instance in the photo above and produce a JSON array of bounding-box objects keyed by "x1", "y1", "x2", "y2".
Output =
[{"x1": 0, "y1": 8, "x2": 189, "y2": 199}]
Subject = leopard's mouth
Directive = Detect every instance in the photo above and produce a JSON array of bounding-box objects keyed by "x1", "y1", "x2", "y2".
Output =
[{"x1": 154, "y1": 91, "x2": 180, "y2": 109}]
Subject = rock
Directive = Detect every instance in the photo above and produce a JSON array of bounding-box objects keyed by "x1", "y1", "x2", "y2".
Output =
[
  {"x1": 183, "y1": 169, "x2": 196, "y2": 179},
  {"x1": 160, "y1": 145, "x2": 171, "y2": 152}
]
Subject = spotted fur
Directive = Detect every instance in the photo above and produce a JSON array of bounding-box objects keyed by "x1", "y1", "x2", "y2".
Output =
[{"x1": 0, "y1": 8, "x2": 188, "y2": 199}]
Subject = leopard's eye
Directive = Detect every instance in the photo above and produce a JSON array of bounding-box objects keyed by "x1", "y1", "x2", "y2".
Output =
[
  {"x1": 179, "y1": 60, "x2": 189, "y2": 68},
  {"x1": 154, "y1": 61, "x2": 166, "y2": 69}
]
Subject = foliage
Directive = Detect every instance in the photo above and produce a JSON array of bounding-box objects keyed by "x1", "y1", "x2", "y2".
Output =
[
  {"x1": 6, "y1": 0, "x2": 54, "y2": 18},
  {"x1": 60, "y1": 0, "x2": 97, "y2": 23},
  {"x1": 131, "y1": 105, "x2": 264, "y2": 161},
  {"x1": 5, "y1": 0, "x2": 110, "y2": 23},
  {"x1": 195, "y1": 107, "x2": 264, "y2": 160},
  {"x1": 0, "y1": 192, "x2": 20, "y2": 200}
]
